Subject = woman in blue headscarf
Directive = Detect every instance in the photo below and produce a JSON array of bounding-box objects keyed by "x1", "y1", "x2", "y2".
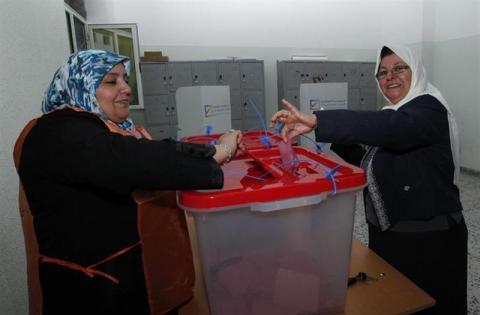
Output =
[{"x1": 14, "y1": 50, "x2": 243, "y2": 315}]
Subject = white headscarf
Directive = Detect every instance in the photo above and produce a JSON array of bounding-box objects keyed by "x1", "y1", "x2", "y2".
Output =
[{"x1": 375, "y1": 44, "x2": 460, "y2": 185}]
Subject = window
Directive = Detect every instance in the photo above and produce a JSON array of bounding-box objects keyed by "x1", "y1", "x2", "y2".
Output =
[
  {"x1": 65, "y1": 3, "x2": 87, "y2": 53},
  {"x1": 87, "y1": 24, "x2": 144, "y2": 109},
  {"x1": 64, "y1": 3, "x2": 144, "y2": 109}
]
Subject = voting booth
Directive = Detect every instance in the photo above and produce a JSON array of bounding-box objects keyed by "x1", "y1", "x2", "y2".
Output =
[
  {"x1": 176, "y1": 86, "x2": 232, "y2": 139},
  {"x1": 299, "y1": 82, "x2": 348, "y2": 154}
]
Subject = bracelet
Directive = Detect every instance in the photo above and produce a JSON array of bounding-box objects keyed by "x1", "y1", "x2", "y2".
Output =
[{"x1": 222, "y1": 143, "x2": 233, "y2": 163}]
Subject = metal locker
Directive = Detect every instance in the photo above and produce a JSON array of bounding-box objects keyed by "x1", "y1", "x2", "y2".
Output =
[
  {"x1": 284, "y1": 89, "x2": 300, "y2": 107},
  {"x1": 192, "y1": 61, "x2": 217, "y2": 86},
  {"x1": 283, "y1": 62, "x2": 304, "y2": 90},
  {"x1": 170, "y1": 124, "x2": 178, "y2": 140},
  {"x1": 360, "y1": 88, "x2": 378, "y2": 110},
  {"x1": 243, "y1": 117, "x2": 263, "y2": 131},
  {"x1": 217, "y1": 62, "x2": 240, "y2": 90},
  {"x1": 144, "y1": 95, "x2": 170, "y2": 125},
  {"x1": 168, "y1": 94, "x2": 178, "y2": 125},
  {"x1": 146, "y1": 124, "x2": 171, "y2": 140},
  {"x1": 309, "y1": 63, "x2": 327, "y2": 83},
  {"x1": 348, "y1": 88, "x2": 361, "y2": 110},
  {"x1": 240, "y1": 62, "x2": 264, "y2": 90},
  {"x1": 301, "y1": 62, "x2": 314, "y2": 84},
  {"x1": 167, "y1": 62, "x2": 192, "y2": 91},
  {"x1": 241, "y1": 90, "x2": 265, "y2": 120},
  {"x1": 359, "y1": 63, "x2": 377, "y2": 88},
  {"x1": 323, "y1": 62, "x2": 343, "y2": 82},
  {"x1": 230, "y1": 89, "x2": 242, "y2": 120},
  {"x1": 231, "y1": 119, "x2": 243, "y2": 130},
  {"x1": 141, "y1": 63, "x2": 169, "y2": 95},
  {"x1": 342, "y1": 63, "x2": 360, "y2": 88}
]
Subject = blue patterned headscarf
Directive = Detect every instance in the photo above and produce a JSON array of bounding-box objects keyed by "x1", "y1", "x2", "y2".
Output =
[{"x1": 42, "y1": 49, "x2": 135, "y2": 131}]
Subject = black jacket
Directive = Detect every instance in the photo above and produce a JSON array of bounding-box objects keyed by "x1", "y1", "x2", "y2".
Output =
[
  {"x1": 18, "y1": 108, "x2": 223, "y2": 314},
  {"x1": 314, "y1": 94, "x2": 462, "y2": 224}
]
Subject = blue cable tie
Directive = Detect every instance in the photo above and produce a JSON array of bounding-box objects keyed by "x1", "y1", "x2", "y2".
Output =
[
  {"x1": 204, "y1": 125, "x2": 213, "y2": 135},
  {"x1": 260, "y1": 135, "x2": 272, "y2": 148},
  {"x1": 274, "y1": 122, "x2": 283, "y2": 135}
]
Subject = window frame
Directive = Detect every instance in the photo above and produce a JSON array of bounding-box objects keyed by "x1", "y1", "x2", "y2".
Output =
[{"x1": 87, "y1": 23, "x2": 144, "y2": 109}]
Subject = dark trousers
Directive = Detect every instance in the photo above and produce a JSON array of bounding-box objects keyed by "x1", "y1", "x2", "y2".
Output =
[{"x1": 368, "y1": 219, "x2": 468, "y2": 315}]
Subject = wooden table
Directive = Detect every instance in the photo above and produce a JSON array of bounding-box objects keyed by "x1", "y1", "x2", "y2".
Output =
[
  {"x1": 180, "y1": 220, "x2": 435, "y2": 315},
  {"x1": 339, "y1": 238, "x2": 435, "y2": 315}
]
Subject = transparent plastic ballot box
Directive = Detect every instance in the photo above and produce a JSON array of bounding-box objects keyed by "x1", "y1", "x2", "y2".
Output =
[{"x1": 177, "y1": 146, "x2": 366, "y2": 315}]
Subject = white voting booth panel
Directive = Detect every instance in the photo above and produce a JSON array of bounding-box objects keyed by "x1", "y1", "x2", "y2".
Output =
[
  {"x1": 299, "y1": 83, "x2": 348, "y2": 155},
  {"x1": 176, "y1": 86, "x2": 231, "y2": 139}
]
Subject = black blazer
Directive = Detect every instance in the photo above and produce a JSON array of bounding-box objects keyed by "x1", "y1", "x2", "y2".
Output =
[{"x1": 314, "y1": 94, "x2": 462, "y2": 224}]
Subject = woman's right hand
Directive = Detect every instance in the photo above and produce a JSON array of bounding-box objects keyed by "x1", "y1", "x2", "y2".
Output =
[
  {"x1": 270, "y1": 99, "x2": 317, "y2": 142},
  {"x1": 213, "y1": 130, "x2": 244, "y2": 164}
]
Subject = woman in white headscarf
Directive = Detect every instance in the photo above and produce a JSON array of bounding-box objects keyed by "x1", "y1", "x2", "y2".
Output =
[{"x1": 270, "y1": 45, "x2": 467, "y2": 314}]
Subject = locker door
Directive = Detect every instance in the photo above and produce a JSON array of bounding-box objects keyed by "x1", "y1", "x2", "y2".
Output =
[
  {"x1": 360, "y1": 88, "x2": 378, "y2": 110},
  {"x1": 168, "y1": 93, "x2": 178, "y2": 125},
  {"x1": 192, "y1": 61, "x2": 217, "y2": 85},
  {"x1": 359, "y1": 63, "x2": 377, "y2": 88},
  {"x1": 284, "y1": 89, "x2": 300, "y2": 107},
  {"x1": 218, "y1": 62, "x2": 240, "y2": 90},
  {"x1": 348, "y1": 89, "x2": 361, "y2": 110},
  {"x1": 144, "y1": 95, "x2": 170, "y2": 125},
  {"x1": 284, "y1": 62, "x2": 304, "y2": 89},
  {"x1": 241, "y1": 90, "x2": 265, "y2": 121},
  {"x1": 168, "y1": 62, "x2": 192, "y2": 91},
  {"x1": 324, "y1": 62, "x2": 343, "y2": 82},
  {"x1": 301, "y1": 62, "x2": 314, "y2": 84},
  {"x1": 231, "y1": 119, "x2": 243, "y2": 130},
  {"x1": 343, "y1": 63, "x2": 360, "y2": 88},
  {"x1": 309, "y1": 62, "x2": 327, "y2": 83},
  {"x1": 243, "y1": 117, "x2": 263, "y2": 131},
  {"x1": 230, "y1": 89, "x2": 242, "y2": 120},
  {"x1": 240, "y1": 62, "x2": 264, "y2": 90},
  {"x1": 141, "y1": 63, "x2": 169, "y2": 95},
  {"x1": 146, "y1": 125, "x2": 171, "y2": 140}
]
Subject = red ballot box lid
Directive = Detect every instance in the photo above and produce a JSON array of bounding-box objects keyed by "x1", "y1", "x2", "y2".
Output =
[{"x1": 178, "y1": 146, "x2": 366, "y2": 211}]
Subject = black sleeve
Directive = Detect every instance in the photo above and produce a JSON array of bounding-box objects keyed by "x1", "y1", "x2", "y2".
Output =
[
  {"x1": 20, "y1": 110, "x2": 223, "y2": 195},
  {"x1": 330, "y1": 143, "x2": 366, "y2": 166},
  {"x1": 314, "y1": 95, "x2": 449, "y2": 151}
]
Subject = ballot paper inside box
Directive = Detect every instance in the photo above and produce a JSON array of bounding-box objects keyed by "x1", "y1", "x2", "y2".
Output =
[{"x1": 177, "y1": 146, "x2": 366, "y2": 315}]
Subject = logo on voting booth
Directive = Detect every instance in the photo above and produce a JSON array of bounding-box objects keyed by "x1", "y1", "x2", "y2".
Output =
[{"x1": 203, "y1": 104, "x2": 230, "y2": 118}]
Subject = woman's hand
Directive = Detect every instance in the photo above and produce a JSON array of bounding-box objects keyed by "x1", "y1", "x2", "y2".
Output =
[
  {"x1": 270, "y1": 99, "x2": 317, "y2": 142},
  {"x1": 213, "y1": 130, "x2": 245, "y2": 164}
]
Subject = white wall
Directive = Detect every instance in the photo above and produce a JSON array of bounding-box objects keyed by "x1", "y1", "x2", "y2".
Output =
[
  {"x1": 86, "y1": 0, "x2": 424, "y2": 48},
  {"x1": 0, "y1": 0, "x2": 70, "y2": 314},
  {"x1": 422, "y1": 0, "x2": 480, "y2": 170}
]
